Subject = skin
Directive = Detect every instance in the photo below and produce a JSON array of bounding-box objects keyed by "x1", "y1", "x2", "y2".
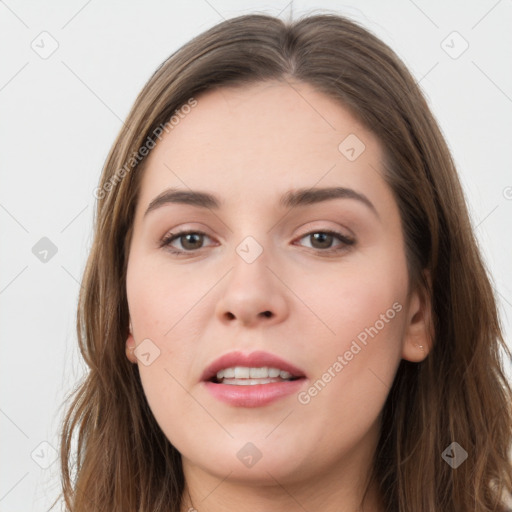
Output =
[{"x1": 125, "y1": 80, "x2": 432, "y2": 512}]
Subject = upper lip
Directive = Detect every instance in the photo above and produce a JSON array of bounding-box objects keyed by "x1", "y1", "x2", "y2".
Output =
[{"x1": 200, "y1": 350, "x2": 307, "y2": 382}]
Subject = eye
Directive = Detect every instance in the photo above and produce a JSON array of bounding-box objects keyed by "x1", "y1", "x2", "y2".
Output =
[
  {"x1": 159, "y1": 230, "x2": 215, "y2": 255},
  {"x1": 159, "y1": 229, "x2": 355, "y2": 256},
  {"x1": 295, "y1": 230, "x2": 355, "y2": 254}
]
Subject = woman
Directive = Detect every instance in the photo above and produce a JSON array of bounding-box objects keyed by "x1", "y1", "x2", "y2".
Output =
[{"x1": 57, "y1": 12, "x2": 512, "y2": 512}]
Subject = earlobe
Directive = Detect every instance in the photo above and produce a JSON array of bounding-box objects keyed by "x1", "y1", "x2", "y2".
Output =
[
  {"x1": 126, "y1": 322, "x2": 138, "y2": 364},
  {"x1": 401, "y1": 270, "x2": 434, "y2": 363}
]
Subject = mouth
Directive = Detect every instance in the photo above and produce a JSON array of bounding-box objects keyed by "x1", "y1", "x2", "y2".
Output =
[
  {"x1": 200, "y1": 351, "x2": 307, "y2": 407},
  {"x1": 201, "y1": 350, "x2": 307, "y2": 384},
  {"x1": 209, "y1": 366, "x2": 304, "y2": 385}
]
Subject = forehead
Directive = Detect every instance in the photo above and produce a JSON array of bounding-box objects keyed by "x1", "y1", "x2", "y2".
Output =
[{"x1": 135, "y1": 80, "x2": 390, "y2": 215}]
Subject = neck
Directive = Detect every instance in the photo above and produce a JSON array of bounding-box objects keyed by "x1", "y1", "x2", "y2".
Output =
[{"x1": 180, "y1": 472, "x2": 383, "y2": 512}]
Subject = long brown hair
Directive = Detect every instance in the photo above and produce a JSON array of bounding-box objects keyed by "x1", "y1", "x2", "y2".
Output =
[{"x1": 55, "y1": 12, "x2": 512, "y2": 512}]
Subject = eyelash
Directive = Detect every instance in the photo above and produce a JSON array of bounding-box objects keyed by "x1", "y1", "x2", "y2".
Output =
[{"x1": 159, "y1": 229, "x2": 356, "y2": 257}]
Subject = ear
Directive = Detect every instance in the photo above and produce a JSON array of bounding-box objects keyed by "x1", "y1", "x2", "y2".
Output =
[
  {"x1": 401, "y1": 269, "x2": 434, "y2": 363},
  {"x1": 125, "y1": 319, "x2": 138, "y2": 364}
]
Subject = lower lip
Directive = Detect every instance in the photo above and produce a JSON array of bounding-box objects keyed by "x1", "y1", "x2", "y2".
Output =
[{"x1": 203, "y1": 379, "x2": 306, "y2": 407}]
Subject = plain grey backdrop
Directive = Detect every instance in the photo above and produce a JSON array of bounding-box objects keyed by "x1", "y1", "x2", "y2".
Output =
[{"x1": 1, "y1": 0, "x2": 511, "y2": 510}]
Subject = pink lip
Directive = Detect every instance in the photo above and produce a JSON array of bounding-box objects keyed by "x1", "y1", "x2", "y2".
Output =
[
  {"x1": 200, "y1": 350, "x2": 306, "y2": 382},
  {"x1": 203, "y1": 379, "x2": 306, "y2": 408},
  {"x1": 200, "y1": 350, "x2": 308, "y2": 408}
]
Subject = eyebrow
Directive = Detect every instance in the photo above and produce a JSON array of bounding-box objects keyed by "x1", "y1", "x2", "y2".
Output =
[{"x1": 144, "y1": 186, "x2": 379, "y2": 219}]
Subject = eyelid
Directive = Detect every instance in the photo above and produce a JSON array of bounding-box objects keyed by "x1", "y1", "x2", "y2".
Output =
[{"x1": 294, "y1": 219, "x2": 355, "y2": 239}]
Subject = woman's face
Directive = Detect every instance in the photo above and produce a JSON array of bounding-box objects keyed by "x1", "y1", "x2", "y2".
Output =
[{"x1": 125, "y1": 80, "x2": 430, "y2": 493}]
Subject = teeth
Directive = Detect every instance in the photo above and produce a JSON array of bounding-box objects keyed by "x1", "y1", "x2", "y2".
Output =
[
  {"x1": 249, "y1": 367, "x2": 268, "y2": 378},
  {"x1": 268, "y1": 368, "x2": 280, "y2": 377},
  {"x1": 215, "y1": 366, "x2": 295, "y2": 381},
  {"x1": 234, "y1": 367, "x2": 250, "y2": 378},
  {"x1": 222, "y1": 378, "x2": 282, "y2": 386}
]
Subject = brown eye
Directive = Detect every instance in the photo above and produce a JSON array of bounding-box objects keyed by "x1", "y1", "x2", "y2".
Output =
[
  {"x1": 160, "y1": 229, "x2": 355, "y2": 257},
  {"x1": 297, "y1": 230, "x2": 355, "y2": 253},
  {"x1": 179, "y1": 233, "x2": 205, "y2": 250},
  {"x1": 160, "y1": 231, "x2": 214, "y2": 254},
  {"x1": 309, "y1": 232, "x2": 334, "y2": 249}
]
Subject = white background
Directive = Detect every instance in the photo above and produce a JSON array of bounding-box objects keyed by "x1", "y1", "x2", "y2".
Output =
[{"x1": 1, "y1": 1, "x2": 511, "y2": 510}]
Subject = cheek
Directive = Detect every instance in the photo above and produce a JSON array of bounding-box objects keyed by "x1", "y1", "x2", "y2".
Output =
[
  {"x1": 126, "y1": 252, "x2": 209, "y2": 340},
  {"x1": 136, "y1": 364, "x2": 211, "y2": 468},
  {"x1": 292, "y1": 279, "x2": 406, "y2": 459},
  {"x1": 295, "y1": 247, "x2": 408, "y2": 403},
  {"x1": 299, "y1": 244, "x2": 408, "y2": 346},
  {"x1": 126, "y1": 253, "x2": 210, "y2": 423}
]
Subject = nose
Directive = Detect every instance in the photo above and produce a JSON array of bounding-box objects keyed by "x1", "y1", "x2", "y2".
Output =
[{"x1": 215, "y1": 246, "x2": 290, "y2": 328}]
